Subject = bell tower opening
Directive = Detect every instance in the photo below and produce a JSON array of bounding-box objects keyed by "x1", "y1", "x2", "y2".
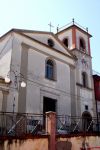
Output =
[
  {"x1": 80, "y1": 38, "x2": 86, "y2": 51},
  {"x1": 63, "y1": 38, "x2": 68, "y2": 48}
]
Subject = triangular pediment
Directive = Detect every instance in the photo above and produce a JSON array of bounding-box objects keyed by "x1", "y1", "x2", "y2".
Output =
[{"x1": 13, "y1": 29, "x2": 74, "y2": 59}]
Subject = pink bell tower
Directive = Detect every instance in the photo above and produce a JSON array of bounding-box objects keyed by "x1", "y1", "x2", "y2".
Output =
[{"x1": 57, "y1": 19, "x2": 92, "y2": 56}]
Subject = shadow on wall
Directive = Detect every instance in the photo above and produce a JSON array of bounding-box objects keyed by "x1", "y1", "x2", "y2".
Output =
[{"x1": 56, "y1": 140, "x2": 72, "y2": 150}]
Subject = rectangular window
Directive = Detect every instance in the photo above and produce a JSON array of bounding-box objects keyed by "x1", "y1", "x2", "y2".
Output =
[{"x1": 85, "y1": 105, "x2": 88, "y2": 110}]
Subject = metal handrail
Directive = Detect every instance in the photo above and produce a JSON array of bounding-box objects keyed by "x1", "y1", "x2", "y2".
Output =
[
  {"x1": 0, "y1": 112, "x2": 44, "y2": 136},
  {"x1": 8, "y1": 116, "x2": 24, "y2": 134}
]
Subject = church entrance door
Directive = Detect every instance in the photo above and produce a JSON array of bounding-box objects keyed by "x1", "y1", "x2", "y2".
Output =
[{"x1": 43, "y1": 97, "x2": 56, "y2": 127}]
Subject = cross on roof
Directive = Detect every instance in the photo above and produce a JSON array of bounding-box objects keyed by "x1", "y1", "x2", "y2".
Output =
[{"x1": 48, "y1": 22, "x2": 54, "y2": 32}]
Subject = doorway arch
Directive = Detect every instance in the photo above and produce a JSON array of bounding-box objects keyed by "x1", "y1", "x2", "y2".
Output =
[{"x1": 82, "y1": 111, "x2": 92, "y2": 132}]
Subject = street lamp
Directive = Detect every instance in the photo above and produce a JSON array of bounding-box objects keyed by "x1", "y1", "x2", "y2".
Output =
[{"x1": 5, "y1": 70, "x2": 26, "y2": 113}]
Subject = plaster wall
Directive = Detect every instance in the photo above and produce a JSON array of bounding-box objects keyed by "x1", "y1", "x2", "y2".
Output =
[
  {"x1": 80, "y1": 88, "x2": 94, "y2": 116},
  {"x1": 0, "y1": 34, "x2": 12, "y2": 78},
  {"x1": 5, "y1": 33, "x2": 73, "y2": 115},
  {"x1": 26, "y1": 48, "x2": 71, "y2": 115}
]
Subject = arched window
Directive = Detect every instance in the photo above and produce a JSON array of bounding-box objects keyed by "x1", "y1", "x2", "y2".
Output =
[
  {"x1": 79, "y1": 38, "x2": 85, "y2": 51},
  {"x1": 63, "y1": 38, "x2": 68, "y2": 48},
  {"x1": 82, "y1": 72, "x2": 88, "y2": 87},
  {"x1": 45, "y1": 59, "x2": 55, "y2": 80},
  {"x1": 47, "y1": 39, "x2": 54, "y2": 47}
]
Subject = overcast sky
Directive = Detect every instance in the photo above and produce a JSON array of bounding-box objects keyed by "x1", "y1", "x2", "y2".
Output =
[{"x1": 0, "y1": 0, "x2": 100, "y2": 73}]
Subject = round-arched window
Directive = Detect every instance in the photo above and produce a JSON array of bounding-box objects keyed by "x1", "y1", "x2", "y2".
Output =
[
  {"x1": 63, "y1": 38, "x2": 68, "y2": 48},
  {"x1": 45, "y1": 59, "x2": 55, "y2": 80},
  {"x1": 80, "y1": 38, "x2": 85, "y2": 50},
  {"x1": 82, "y1": 72, "x2": 88, "y2": 87},
  {"x1": 47, "y1": 39, "x2": 54, "y2": 47}
]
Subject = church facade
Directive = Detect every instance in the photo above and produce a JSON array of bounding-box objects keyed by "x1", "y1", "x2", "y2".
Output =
[{"x1": 0, "y1": 21, "x2": 96, "y2": 119}]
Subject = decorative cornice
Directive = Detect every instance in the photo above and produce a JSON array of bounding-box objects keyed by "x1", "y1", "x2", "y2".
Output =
[{"x1": 76, "y1": 82, "x2": 93, "y2": 91}]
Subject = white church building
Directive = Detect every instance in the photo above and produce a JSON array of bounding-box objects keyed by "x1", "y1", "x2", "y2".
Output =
[{"x1": 0, "y1": 21, "x2": 96, "y2": 120}]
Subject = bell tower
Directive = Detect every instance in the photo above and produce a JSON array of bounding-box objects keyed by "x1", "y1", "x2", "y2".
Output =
[
  {"x1": 57, "y1": 20, "x2": 96, "y2": 117},
  {"x1": 57, "y1": 19, "x2": 91, "y2": 55}
]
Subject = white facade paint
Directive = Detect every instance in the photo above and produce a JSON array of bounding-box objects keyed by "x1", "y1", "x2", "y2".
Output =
[
  {"x1": 26, "y1": 48, "x2": 71, "y2": 114},
  {"x1": 0, "y1": 31, "x2": 73, "y2": 116}
]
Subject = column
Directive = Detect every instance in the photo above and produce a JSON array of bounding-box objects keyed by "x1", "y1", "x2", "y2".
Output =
[{"x1": 46, "y1": 111, "x2": 56, "y2": 150}]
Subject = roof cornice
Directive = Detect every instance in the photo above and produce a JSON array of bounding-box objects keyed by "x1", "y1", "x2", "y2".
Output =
[{"x1": 56, "y1": 24, "x2": 92, "y2": 38}]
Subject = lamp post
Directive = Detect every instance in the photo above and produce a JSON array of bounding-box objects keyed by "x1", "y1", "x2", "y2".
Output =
[{"x1": 5, "y1": 70, "x2": 26, "y2": 113}]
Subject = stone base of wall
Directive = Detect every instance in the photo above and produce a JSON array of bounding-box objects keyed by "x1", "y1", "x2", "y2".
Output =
[{"x1": 0, "y1": 135, "x2": 100, "y2": 150}]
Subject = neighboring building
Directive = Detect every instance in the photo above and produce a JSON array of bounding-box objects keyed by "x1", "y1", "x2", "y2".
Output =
[
  {"x1": 93, "y1": 73, "x2": 100, "y2": 117},
  {"x1": 0, "y1": 21, "x2": 96, "y2": 121}
]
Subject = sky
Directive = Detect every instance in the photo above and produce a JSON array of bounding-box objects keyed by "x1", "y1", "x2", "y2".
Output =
[{"x1": 0, "y1": 0, "x2": 100, "y2": 73}]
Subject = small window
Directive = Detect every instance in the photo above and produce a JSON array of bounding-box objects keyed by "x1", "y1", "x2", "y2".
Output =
[
  {"x1": 82, "y1": 72, "x2": 88, "y2": 87},
  {"x1": 63, "y1": 38, "x2": 68, "y2": 48},
  {"x1": 45, "y1": 59, "x2": 55, "y2": 80},
  {"x1": 85, "y1": 105, "x2": 88, "y2": 111},
  {"x1": 80, "y1": 38, "x2": 85, "y2": 50},
  {"x1": 98, "y1": 112, "x2": 100, "y2": 118},
  {"x1": 48, "y1": 39, "x2": 54, "y2": 47}
]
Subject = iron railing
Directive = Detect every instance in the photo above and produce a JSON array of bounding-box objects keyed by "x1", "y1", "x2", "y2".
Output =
[
  {"x1": 57, "y1": 115, "x2": 100, "y2": 135},
  {"x1": 0, "y1": 112, "x2": 46, "y2": 136},
  {"x1": 0, "y1": 112, "x2": 100, "y2": 137}
]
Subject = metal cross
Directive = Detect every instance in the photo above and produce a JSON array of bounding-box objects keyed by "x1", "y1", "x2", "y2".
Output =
[{"x1": 48, "y1": 22, "x2": 54, "y2": 32}]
